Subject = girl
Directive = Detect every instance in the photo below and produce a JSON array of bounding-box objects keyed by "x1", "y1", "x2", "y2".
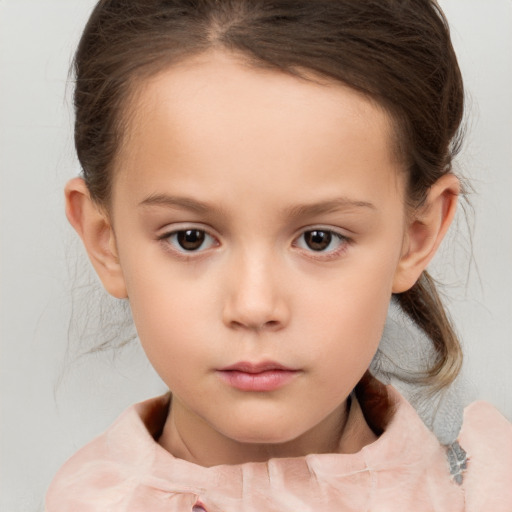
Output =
[{"x1": 46, "y1": 0, "x2": 511, "y2": 510}]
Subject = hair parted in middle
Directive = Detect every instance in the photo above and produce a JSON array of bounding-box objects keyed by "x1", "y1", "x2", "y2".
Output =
[{"x1": 73, "y1": 0, "x2": 465, "y2": 390}]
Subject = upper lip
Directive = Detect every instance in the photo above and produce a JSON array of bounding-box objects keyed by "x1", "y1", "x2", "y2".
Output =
[{"x1": 219, "y1": 361, "x2": 296, "y2": 373}]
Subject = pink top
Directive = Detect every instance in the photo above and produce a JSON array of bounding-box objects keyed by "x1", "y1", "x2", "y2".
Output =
[{"x1": 46, "y1": 387, "x2": 512, "y2": 511}]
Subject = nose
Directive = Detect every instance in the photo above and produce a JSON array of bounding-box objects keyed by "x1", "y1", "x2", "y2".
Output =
[{"x1": 222, "y1": 249, "x2": 290, "y2": 332}]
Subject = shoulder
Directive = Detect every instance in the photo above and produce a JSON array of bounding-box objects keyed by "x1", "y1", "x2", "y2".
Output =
[
  {"x1": 459, "y1": 401, "x2": 512, "y2": 511},
  {"x1": 45, "y1": 394, "x2": 198, "y2": 511},
  {"x1": 45, "y1": 403, "x2": 151, "y2": 511}
]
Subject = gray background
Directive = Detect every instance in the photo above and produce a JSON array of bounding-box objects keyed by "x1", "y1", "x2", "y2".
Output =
[{"x1": 1, "y1": 1, "x2": 511, "y2": 511}]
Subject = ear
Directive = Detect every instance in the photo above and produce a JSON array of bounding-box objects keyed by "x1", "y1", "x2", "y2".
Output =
[
  {"x1": 392, "y1": 174, "x2": 459, "y2": 293},
  {"x1": 65, "y1": 177, "x2": 127, "y2": 299}
]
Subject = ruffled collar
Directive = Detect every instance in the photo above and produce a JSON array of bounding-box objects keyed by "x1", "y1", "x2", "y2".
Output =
[{"x1": 99, "y1": 385, "x2": 463, "y2": 510}]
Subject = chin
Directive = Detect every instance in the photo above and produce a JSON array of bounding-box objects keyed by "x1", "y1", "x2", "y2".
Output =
[{"x1": 221, "y1": 419, "x2": 305, "y2": 446}]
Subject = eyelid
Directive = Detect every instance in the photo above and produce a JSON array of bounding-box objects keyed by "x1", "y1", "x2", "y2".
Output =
[
  {"x1": 293, "y1": 225, "x2": 352, "y2": 242},
  {"x1": 156, "y1": 222, "x2": 218, "y2": 238},
  {"x1": 292, "y1": 226, "x2": 352, "y2": 260},
  {"x1": 157, "y1": 223, "x2": 220, "y2": 255}
]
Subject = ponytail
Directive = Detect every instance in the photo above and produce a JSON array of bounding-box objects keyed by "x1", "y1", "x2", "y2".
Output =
[{"x1": 394, "y1": 271, "x2": 463, "y2": 391}]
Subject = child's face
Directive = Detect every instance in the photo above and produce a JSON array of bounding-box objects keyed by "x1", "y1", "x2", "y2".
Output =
[{"x1": 108, "y1": 52, "x2": 409, "y2": 452}]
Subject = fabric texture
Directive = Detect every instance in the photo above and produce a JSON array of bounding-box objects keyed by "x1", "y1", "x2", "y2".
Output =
[
  {"x1": 46, "y1": 386, "x2": 512, "y2": 512},
  {"x1": 370, "y1": 301, "x2": 470, "y2": 445}
]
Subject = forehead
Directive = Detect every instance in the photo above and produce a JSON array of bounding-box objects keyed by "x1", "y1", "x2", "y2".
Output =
[{"x1": 113, "y1": 50, "x2": 404, "y2": 210}]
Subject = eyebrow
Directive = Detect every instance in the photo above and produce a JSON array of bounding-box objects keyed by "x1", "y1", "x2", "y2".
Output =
[
  {"x1": 139, "y1": 194, "x2": 218, "y2": 214},
  {"x1": 139, "y1": 193, "x2": 376, "y2": 217},
  {"x1": 283, "y1": 197, "x2": 376, "y2": 219}
]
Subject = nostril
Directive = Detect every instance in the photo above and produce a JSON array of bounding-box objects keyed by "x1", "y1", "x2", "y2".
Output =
[
  {"x1": 229, "y1": 319, "x2": 281, "y2": 331},
  {"x1": 254, "y1": 320, "x2": 282, "y2": 332}
]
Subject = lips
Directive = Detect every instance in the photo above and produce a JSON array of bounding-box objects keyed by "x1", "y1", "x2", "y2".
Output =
[
  {"x1": 217, "y1": 361, "x2": 299, "y2": 392},
  {"x1": 220, "y1": 361, "x2": 294, "y2": 373}
]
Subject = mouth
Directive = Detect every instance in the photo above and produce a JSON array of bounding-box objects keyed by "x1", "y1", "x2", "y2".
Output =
[{"x1": 216, "y1": 361, "x2": 300, "y2": 392}]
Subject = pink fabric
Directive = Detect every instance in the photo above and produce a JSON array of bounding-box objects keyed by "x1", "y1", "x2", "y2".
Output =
[{"x1": 46, "y1": 387, "x2": 512, "y2": 511}]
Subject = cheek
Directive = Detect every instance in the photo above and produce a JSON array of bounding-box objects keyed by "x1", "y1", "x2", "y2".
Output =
[
  {"x1": 299, "y1": 256, "x2": 397, "y2": 368},
  {"x1": 298, "y1": 296, "x2": 388, "y2": 413},
  {"x1": 122, "y1": 265, "x2": 203, "y2": 367},
  {"x1": 124, "y1": 259, "x2": 231, "y2": 391}
]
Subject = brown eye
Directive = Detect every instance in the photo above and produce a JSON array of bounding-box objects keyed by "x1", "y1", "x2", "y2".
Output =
[
  {"x1": 176, "y1": 230, "x2": 206, "y2": 251},
  {"x1": 163, "y1": 228, "x2": 217, "y2": 254},
  {"x1": 303, "y1": 230, "x2": 333, "y2": 251},
  {"x1": 294, "y1": 229, "x2": 348, "y2": 256}
]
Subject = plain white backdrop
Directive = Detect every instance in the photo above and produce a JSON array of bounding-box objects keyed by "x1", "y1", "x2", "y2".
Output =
[{"x1": 1, "y1": 1, "x2": 511, "y2": 511}]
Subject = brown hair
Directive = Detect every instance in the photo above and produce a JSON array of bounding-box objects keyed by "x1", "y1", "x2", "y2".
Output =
[{"x1": 74, "y1": 0, "x2": 464, "y2": 389}]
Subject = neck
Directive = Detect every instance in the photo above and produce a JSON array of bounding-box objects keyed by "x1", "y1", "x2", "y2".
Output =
[{"x1": 158, "y1": 395, "x2": 378, "y2": 467}]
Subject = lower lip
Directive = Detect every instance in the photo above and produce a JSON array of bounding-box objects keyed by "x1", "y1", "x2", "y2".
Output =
[{"x1": 217, "y1": 369, "x2": 299, "y2": 392}]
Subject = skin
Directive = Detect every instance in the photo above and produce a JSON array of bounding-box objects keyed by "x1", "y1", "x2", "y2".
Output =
[{"x1": 66, "y1": 51, "x2": 459, "y2": 467}]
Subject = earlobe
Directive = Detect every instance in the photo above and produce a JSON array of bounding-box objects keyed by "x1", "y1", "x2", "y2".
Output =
[
  {"x1": 392, "y1": 174, "x2": 460, "y2": 293},
  {"x1": 65, "y1": 177, "x2": 127, "y2": 299}
]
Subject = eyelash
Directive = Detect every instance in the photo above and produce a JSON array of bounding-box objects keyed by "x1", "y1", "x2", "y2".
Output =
[
  {"x1": 157, "y1": 227, "x2": 351, "y2": 260},
  {"x1": 158, "y1": 228, "x2": 219, "y2": 257},
  {"x1": 292, "y1": 229, "x2": 351, "y2": 260}
]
